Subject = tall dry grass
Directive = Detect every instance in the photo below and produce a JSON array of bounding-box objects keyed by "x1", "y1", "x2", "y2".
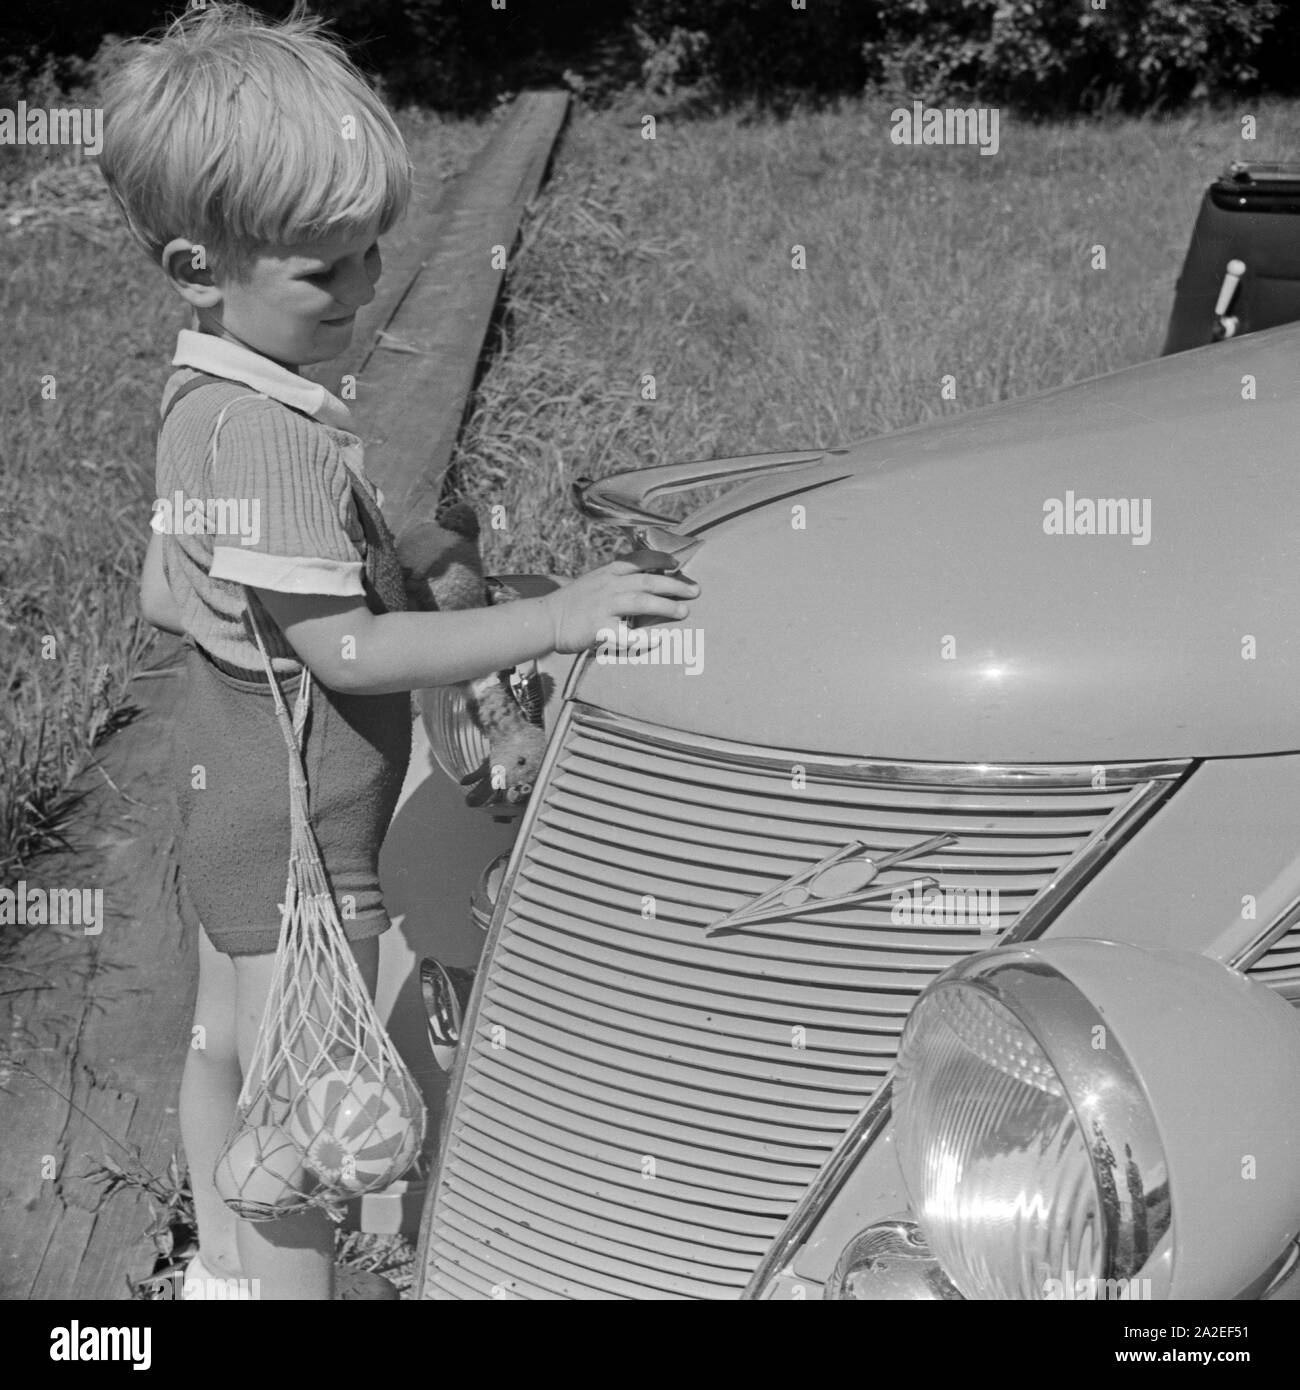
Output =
[{"x1": 453, "y1": 95, "x2": 1300, "y2": 576}]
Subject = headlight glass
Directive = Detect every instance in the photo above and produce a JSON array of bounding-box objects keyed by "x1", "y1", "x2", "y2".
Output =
[
  {"x1": 894, "y1": 983, "x2": 1102, "y2": 1300},
  {"x1": 421, "y1": 683, "x2": 490, "y2": 786}
]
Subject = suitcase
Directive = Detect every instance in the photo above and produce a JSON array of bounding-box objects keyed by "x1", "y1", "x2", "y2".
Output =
[{"x1": 1162, "y1": 161, "x2": 1300, "y2": 355}]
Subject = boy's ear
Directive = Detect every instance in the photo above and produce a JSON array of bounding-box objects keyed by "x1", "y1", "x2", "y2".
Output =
[{"x1": 161, "y1": 237, "x2": 222, "y2": 309}]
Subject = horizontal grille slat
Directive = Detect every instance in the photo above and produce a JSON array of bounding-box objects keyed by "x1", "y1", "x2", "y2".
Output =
[
  {"x1": 438, "y1": 1204, "x2": 643, "y2": 1299},
  {"x1": 485, "y1": 977, "x2": 888, "y2": 1080},
  {"x1": 477, "y1": 999, "x2": 873, "y2": 1114},
  {"x1": 1247, "y1": 923, "x2": 1300, "y2": 1003},
  {"x1": 448, "y1": 1128, "x2": 784, "y2": 1238},
  {"x1": 519, "y1": 859, "x2": 1019, "y2": 957},
  {"x1": 498, "y1": 931, "x2": 932, "y2": 1039},
  {"x1": 511, "y1": 880, "x2": 978, "y2": 986},
  {"x1": 440, "y1": 1192, "x2": 730, "y2": 1299},
  {"x1": 423, "y1": 706, "x2": 1177, "y2": 1299},
  {"x1": 549, "y1": 775, "x2": 1111, "y2": 854},
  {"x1": 517, "y1": 867, "x2": 995, "y2": 967},
  {"x1": 561, "y1": 730, "x2": 1130, "y2": 813},
  {"x1": 429, "y1": 1227, "x2": 568, "y2": 1300},
  {"x1": 444, "y1": 1132, "x2": 778, "y2": 1254},
  {"x1": 445, "y1": 1173, "x2": 754, "y2": 1286},
  {"x1": 532, "y1": 819, "x2": 1047, "y2": 908},
  {"x1": 460, "y1": 1085, "x2": 811, "y2": 1202},
  {"x1": 465, "y1": 1064, "x2": 826, "y2": 1174},
  {"x1": 490, "y1": 954, "x2": 898, "y2": 1062},
  {"x1": 428, "y1": 1266, "x2": 494, "y2": 1301},
  {"x1": 449, "y1": 1166, "x2": 762, "y2": 1274},
  {"x1": 472, "y1": 1046, "x2": 837, "y2": 1153},
  {"x1": 1252, "y1": 950, "x2": 1300, "y2": 971}
]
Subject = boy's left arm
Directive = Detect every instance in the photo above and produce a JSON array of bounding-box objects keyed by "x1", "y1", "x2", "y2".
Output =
[{"x1": 140, "y1": 529, "x2": 185, "y2": 635}]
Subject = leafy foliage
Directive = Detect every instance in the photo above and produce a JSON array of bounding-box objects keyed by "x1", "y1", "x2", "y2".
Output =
[
  {"x1": 311, "y1": 0, "x2": 640, "y2": 110},
  {"x1": 629, "y1": 0, "x2": 876, "y2": 100},
  {"x1": 872, "y1": 0, "x2": 1289, "y2": 112},
  {"x1": 1, "y1": 0, "x2": 1297, "y2": 112}
]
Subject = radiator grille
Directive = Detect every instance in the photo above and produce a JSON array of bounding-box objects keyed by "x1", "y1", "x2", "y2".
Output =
[
  {"x1": 423, "y1": 707, "x2": 1178, "y2": 1299},
  {"x1": 1247, "y1": 922, "x2": 1300, "y2": 1004}
]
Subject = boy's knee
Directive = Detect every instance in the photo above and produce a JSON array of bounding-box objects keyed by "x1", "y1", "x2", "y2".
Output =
[{"x1": 184, "y1": 1024, "x2": 239, "y2": 1071}]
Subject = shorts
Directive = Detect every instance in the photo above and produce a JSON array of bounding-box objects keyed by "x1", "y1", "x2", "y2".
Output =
[{"x1": 173, "y1": 640, "x2": 413, "y2": 957}]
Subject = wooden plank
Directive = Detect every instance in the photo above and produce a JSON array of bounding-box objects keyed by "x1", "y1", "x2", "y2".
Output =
[
  {"x1": 304, "y1": 123, "x2": 467, "y2": 405},
  {"x1": 310, "y1": 91, "x2": 570, "y2": 540},
  {"x1": 0, "y1": 638, "x2": 197, "y2": 1299}
]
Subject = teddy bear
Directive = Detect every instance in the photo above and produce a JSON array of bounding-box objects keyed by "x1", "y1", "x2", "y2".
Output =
[{"x1": 395, "y1": 502, "x2": 548, "y2": 808}]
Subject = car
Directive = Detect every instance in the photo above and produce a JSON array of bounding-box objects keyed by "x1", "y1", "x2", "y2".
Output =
[{"x1": 408, "y1": 163, "x2": 1300, "y2": 1301}]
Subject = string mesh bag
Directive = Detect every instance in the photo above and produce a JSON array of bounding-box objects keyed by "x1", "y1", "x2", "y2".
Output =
[{"x1": 213, "y1": 596, "x2": 426, "y2": 1223}]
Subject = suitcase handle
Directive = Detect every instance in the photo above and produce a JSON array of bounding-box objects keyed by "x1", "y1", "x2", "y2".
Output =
[
  {"x1": 1214, "y1": 258, "x2": 1246, "y2": 318},
  {"x1": 1211, "y1": 259, "x2": 1247, "y2": 341},
  {"x1": 1223, "y1": 160, "x2": 1300, "y2": 187}
]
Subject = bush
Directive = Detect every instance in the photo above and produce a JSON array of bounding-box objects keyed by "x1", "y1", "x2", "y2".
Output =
[
  {"x1": 1, "y1": 1, "x2": 1297, "y2": 123},
  {"x1": 314, "y1": 0, "x2": 640, "y2": 110},
  {"x1": 872, "y1": 0, "x2": 1287, "y2": 113},
  {"x1": 0, "y1": 2, "x2": 221, "y2": 113},
  {"x1": 631, "y1": 0, "x2": 877, "y2": 100}
]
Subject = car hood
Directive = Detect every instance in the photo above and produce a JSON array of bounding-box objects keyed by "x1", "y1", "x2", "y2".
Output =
[{"x1": 575, "y1": 324, "x2": 1300, "y2": 762}]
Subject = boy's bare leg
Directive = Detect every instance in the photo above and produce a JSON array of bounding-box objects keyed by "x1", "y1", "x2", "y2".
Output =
[{"x1": 180, "y1": 929, "x2": 244, "y2": 1280}]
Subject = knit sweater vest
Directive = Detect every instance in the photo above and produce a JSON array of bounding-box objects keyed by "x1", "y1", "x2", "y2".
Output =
[{"x1": 160, "y1": 373, "x2": 410, "y2": 644}]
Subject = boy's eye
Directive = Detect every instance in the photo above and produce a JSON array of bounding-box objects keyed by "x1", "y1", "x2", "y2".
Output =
[{"x1": 301, "y1": 246, "x2": 378, "y2": 283}]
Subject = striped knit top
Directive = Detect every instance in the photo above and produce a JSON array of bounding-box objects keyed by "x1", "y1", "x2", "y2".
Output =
[{"x1": 155, "y1": 329, "x2": 405, "y2": 677}]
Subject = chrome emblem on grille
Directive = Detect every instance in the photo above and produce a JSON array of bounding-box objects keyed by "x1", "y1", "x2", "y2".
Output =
[{"x1": 705, "y1": 832, "x2": 956, "y2": 937}]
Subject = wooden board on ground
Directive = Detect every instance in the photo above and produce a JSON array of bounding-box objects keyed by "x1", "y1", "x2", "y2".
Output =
[
  {"x1": 0, "y1": 639, "x2": 197, "y2": 1300},
  {"x1": 0, "y1": 92, "x2": 568, "y2": 1300},
  {"x1": 310, "y1": 90, "x2": 570, "y2": 539}
]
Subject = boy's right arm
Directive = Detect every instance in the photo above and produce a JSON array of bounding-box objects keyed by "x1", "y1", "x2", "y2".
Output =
[{"x1": 255, "y1": 559, "x2": 699, "y2": 695}]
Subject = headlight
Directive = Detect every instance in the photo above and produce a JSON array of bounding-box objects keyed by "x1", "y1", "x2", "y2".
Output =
[
  {"x1": 420, "y1": 573, "x2": 559, "y2": 789},
  {"x1": 420, "y1": 682, "x2": 490, "y2": 787},
  {"x1": 827, "y1": 1219, "x2": 963, "y2": 1300},
  {"x1": 894, "y1": 975, "x2": 1123, "y2": 1300},
  {"x1": 888, "y1": 940, "x2": 1300, "y2": 1300}
]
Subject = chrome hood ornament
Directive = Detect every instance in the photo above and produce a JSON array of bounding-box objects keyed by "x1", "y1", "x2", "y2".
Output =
[
  {"x1": 572, "y1": 448, "x2": 845, "y2": 563},
  {"x1": 705, "y1": 832, "x2": 956, "y2": 938}
]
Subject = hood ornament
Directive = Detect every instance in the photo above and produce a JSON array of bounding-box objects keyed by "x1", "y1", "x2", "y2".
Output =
[
  {"x1": 572, "y1": 449, "x2": 838, "y2": 565},
  {"x1": 705, "y1": 833, "x2": 956, "y2": 938}
]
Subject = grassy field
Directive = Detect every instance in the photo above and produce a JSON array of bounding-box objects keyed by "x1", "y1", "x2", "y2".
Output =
[
  {"x1": 3, "y1": 92, "x2": 1300, "y2": 891},
  {"x1": 454, "y1": 95, "x2": 1300, "y2": 575}
]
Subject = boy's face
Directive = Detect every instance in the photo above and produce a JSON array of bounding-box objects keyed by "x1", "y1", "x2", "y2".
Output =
[{"x1": 206, "y1": 221, "x2": 383, "y2": 370}]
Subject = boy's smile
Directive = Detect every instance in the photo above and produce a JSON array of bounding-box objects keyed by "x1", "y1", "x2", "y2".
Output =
[{"x1": 165, "y1": 221, "x2": 382, "y2": 372}]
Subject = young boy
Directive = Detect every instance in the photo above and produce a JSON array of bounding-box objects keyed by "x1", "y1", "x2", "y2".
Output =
[{"x1": 98, "y1": 2, "x2": 697, "y2": 1299}]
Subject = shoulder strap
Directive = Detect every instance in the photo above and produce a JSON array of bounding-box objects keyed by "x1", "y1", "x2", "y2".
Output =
[
  {"x1": 160, "y1": 370, "x2": 245, "y2": 423},
  {"x1": 159, "y1": 370, "x2": 408, "y2": 615}
]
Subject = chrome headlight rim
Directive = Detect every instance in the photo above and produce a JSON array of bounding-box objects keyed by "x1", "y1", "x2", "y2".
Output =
[
  {"x1": 895, "y1": 946, "x2": 1173, "y2": 1300},
  {"x1": 419, "y1": 681, "x2": 491, "y2": 787},
  {"x1": 826, "y1": 1217, "x2": 966, "y2": 1300},
  {"x1": 470, "y1": 850, "x2": 511, "y2": 932}
]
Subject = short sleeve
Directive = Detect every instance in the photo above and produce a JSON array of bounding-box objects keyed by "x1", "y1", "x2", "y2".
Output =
[{"x1": 205, "y1": 395, "x2": 366, "y2": 597}]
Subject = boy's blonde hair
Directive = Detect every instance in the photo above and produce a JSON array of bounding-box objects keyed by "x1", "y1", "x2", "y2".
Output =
[{"x1": 98, "y1": 2, "x2": 412, "y2": 278}]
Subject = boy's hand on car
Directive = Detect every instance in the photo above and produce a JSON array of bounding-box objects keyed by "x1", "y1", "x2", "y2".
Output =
[{"x1": 541, "y1": 556, "x2": 700, "y2": 655}]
